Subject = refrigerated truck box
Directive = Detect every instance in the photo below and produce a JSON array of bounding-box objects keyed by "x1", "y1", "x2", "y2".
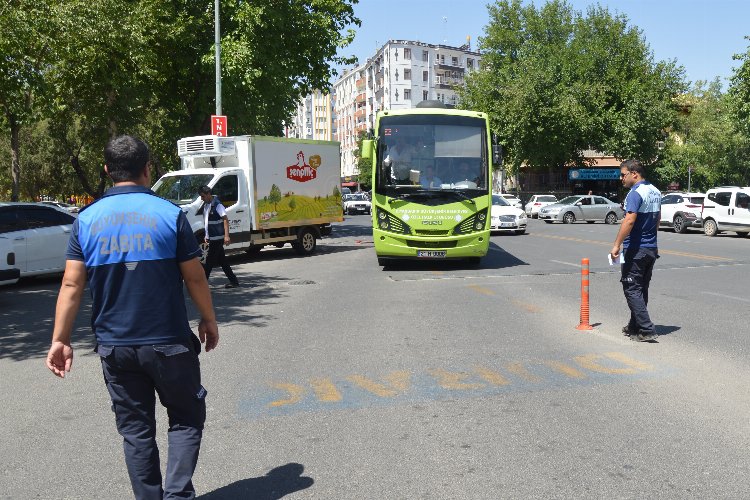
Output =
[{"x1": 152, "y1": 135, "x2": 343, "y2": 255}]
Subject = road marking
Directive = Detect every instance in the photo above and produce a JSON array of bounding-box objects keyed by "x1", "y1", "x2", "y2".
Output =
[
  {"x1": 346, "y1": 371, "x2": 411, "y2": 397},
  {"x1": 467, "y1": 284, "x2": 495, "y2": 295},
  {"x1": 550, "y1": 259, "x2": 581, "y2": 268},
  {"x1": 701, "y1": 291, "x2": 750, "y2": 303},
  {"x1": 310, "y1": 378, "x2": 342, "y2": 402},
  {"x1": 241, "y1": 352, "x2": 670, "y2": 418},
  {"x1": 532, "y1": 233, "x2": 730, "y2": 261}
]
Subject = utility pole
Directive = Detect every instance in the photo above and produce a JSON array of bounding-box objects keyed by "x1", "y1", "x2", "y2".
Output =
[{"x1": 214, "y1": 0, "x2": 222, "y2": 115}]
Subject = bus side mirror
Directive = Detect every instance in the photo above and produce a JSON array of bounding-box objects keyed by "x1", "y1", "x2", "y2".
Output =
[{"x1": 362, "y1": 139, "x2": 374, "y2": 160}]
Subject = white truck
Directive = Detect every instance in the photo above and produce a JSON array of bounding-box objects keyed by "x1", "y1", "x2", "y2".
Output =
[{"x1": 152, "y1": 135, "x2": 343, "y2": 256}]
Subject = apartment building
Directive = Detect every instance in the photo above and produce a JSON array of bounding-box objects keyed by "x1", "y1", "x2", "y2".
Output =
[
  {"x1": 285, "y1": 89, "x2": 336, "y2": 141},
  {"x1": 333, "y1": 39, "x2": 482, "y2": 179}
]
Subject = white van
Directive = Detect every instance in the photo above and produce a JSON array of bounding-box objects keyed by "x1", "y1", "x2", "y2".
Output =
[
  {"x1": 701, "y1": 186, "x2": 750, "y2": 237},
  {"x1": 0, "y1": 235, "x2": 20, "y2": 286}
]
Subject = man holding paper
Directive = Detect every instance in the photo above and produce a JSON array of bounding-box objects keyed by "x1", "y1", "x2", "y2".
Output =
[{"x1": 610, "y1": 159, "x2": 661, "y2": 342}]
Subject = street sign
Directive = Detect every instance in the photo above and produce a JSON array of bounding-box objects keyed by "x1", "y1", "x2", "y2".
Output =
[{"x1": 211, "y1": 115, "x2": 228, "y2": 136}]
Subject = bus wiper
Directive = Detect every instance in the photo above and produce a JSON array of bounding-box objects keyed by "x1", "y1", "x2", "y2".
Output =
[
  {"x1": 387, "y1": 189, "x2": 434, "y2": 204},
  {"x1": 443, "y1": 190, "x2": 476, "y2": 204}
]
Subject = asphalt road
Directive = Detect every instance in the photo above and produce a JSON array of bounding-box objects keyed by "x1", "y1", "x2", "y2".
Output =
[{"x1": 2, "y1": 216, "x2": 750, "y2": 499}]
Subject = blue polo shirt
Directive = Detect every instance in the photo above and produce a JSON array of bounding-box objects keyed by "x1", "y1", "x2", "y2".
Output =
[
  {"x1": 66, "y1": 185, "x2": 201, "y2": 345},
  {"x1": 623, "y1": 180, "x2": 661, "y2": 249}
]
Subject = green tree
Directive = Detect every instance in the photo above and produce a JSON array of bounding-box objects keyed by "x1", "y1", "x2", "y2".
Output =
[
  {"x1": 354, "y1": 130, "x2": 372, "y2": 190},
  {"x1": 459, "y1": 0, "x2": 685, "y2": 181},
  {"x1": 288, "y1": 197, "x2": 297, "y2": 211},
  {"x1": 0, "y1": 1, "x2": 57, "y2": 200},
  {"x1": 269, "y1": 183, "x2": 281, "y2": 210},
  {"x1": 728, "y1": 36, "x2": 750, "y2": 180}
]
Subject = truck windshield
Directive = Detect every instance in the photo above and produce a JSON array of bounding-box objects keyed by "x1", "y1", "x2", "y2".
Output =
[
  {"x1": 375, "y1": 114, "x2": 488, "y2": 197},
  {"x1": 152, "y1": 174, "x2": 213, "y2": 205}
]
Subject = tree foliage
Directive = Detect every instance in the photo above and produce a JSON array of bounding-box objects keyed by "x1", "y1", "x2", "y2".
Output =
[
  {"x1": 458, "y1": 0, "x2": 686, "y2": 177},
  {"x1": 0, "y1": 0, "x2": 360, "y2": 201},
  {"x1": 353, "y1": 130, "x2": 372, "y2": 190}
]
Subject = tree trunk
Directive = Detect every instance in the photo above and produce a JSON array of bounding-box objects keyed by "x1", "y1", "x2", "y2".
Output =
[
  {"x1": 9, "y1": 114, "x2": 21, "y2": 201},
  {"x1": 69, "y1": 154, "x2": 96, "y2": 198}
]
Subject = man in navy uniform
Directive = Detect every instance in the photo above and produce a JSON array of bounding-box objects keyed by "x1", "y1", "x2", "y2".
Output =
[
  {"x1": 46, "y1": 135, "x2": 219, "y2": 499},
  {"x1": 198, "y1": 185, "x2": 240, "y2": 288},
  {"x1": 610, "y1": 159, "x2": 662, "y2": 342}
]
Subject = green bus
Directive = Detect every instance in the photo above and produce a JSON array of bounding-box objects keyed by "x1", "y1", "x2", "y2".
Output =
[{"x1": 361, "y1": 101, "x2": 499, "y2": 266}]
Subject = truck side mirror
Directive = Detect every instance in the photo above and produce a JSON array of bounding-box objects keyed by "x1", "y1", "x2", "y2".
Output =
[{"x1": 361, "y1": 139, "x2": 373, "y2": 160}]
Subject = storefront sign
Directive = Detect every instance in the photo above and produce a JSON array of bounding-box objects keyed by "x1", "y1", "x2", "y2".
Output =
[{"x1": 568, "y1": 169, "x2": 620, "y2": 181}]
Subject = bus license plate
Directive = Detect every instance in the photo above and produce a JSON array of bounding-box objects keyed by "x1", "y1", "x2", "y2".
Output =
[{"x1": 417, "y1": 250, "x2": 446, "y2": 258}]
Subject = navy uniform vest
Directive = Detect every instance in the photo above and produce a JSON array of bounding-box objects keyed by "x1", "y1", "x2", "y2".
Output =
[{"x1": 204, "y1": 196, "x2": 225, "y2": 241}]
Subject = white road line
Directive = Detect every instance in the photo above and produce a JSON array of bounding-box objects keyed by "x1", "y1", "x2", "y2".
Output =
[
  {"x1": 550, "y1": 259, "x2": 581, "y2": 268},
  {"x1": 701, "y1": 291, "x2": 750, "y2": 303}
]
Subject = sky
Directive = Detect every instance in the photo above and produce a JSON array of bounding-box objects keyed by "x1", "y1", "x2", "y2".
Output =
[{"x1": 337, "y1": 0, "x2": 750, "y2": 88}]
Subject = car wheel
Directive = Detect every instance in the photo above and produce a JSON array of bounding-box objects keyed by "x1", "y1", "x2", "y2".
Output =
[
  {"x1": 515, "y1": 229, "x2": 526, "y2": 235},
  {"x1": 673, "y1": 214, "x2": 687, "y2": 233},
  {"x1": 563, "y1": 212, "x2": 576, "y2": 224},
  {"x1": 605, "y1": 212, "x2": 618, "y2": 225},
  {"x1": 703, "y1": 219, "x2": 718, "y2": 237},
  {"x1": 292, "y1": 227, "x2": 317, "y2": 255},
  {"x1": 734, "y1": 232, "x2": 749, "y2": 238},
  {"x1": 544, "y1": 220, "x2": 553, "y2": 224}
]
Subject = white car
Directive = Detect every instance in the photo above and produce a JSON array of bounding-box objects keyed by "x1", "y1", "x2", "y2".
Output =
[
  {"x1": 490, "y1": 194, "x2": 527, "y2": 235},
  {"x1": 0, "y1": 235, "x2": 20, "y2": 286},
  {"x1": 701, "y1": 186, "x2": 750, "y2": 237},
  {"x1": 524, "y1": 194, "x2": 559, "y2": 218},
  {"x1": 0, "y1": 202, "x2": 76, "y2": 278},
  {"x1": 498, "y1": 193, "x2": 523, "y2": 209},
  {"x1": 659, "y1": 192, "x2": 704, "y2": 233},
  {"x1": 343, "y1": 193, "x2": 371, "y2": 215}
]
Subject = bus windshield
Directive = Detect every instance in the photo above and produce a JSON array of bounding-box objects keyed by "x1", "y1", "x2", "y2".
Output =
[{"x1": 375, "y1": 115, "x2": 488, "y2": 196}]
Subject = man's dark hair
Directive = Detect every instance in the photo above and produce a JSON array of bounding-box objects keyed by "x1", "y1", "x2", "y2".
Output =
[
  {"x1": 104, "y1": 135, "x2": 150, "y2": 183},
  {"x1": 620, "y1": 159, "x2": 646, "y2": 177},
  {"x1": 199, "y1": 185, "x2": 212, "y2": 195}
]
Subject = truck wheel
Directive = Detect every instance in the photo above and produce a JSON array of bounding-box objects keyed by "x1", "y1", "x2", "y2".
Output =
[
  {"x1": 703, "y1": 219, "x2": 718, "y2": 237},
  {"x1": 293, "y1": 227, "x2": 317, "y2": 255},
  {"x1": 245, "y1": 245, "x2": 262, "y2": 256}
]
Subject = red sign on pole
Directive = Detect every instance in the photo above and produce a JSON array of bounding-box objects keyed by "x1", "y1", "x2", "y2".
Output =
[{"x1": 211, "y1": 115, "x2": 228, "y2": 137}]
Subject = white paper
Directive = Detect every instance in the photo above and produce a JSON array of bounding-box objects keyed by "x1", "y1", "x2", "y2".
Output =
[{"x1": 608, "y1": 253, "x2": 624, "y2": 265}]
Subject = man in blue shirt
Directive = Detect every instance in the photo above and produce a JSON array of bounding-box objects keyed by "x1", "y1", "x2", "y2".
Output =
[
  {"x1": 46, "y1": 135, "x2": 219, "y2": 498},
  {"x1": 610, "y1": 159, "x2": 662, "y2": 342}
]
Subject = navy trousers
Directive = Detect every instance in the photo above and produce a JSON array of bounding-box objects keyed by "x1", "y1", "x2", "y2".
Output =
[
  {"x1": 621, "y1": 246, "x2": 658, "y2": 334},
  {"x1": 97, "y1": 337, "x2": 206, "y2": 500},
  {"x1": 203, "y1": 239, "x2": 238, "y2": 285}
]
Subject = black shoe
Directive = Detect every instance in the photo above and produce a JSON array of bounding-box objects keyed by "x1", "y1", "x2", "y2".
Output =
[
  {"x1": 622, "y1": 325, "x2": 636, "y2": 337},
  {"x1": 631, "y1": 330, "x2": 658, "y2": 342}
]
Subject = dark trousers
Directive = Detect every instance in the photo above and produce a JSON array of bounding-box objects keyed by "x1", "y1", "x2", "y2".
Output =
[
  {"x1": 96, "y1": 338, "x2": 206, "y2": 500},
  {"x1": 203, "y1": 239, "x2": 238, "y2": 285},
  {"x1": 621, "y1": 246, "x2": 658, "y2": 334}
]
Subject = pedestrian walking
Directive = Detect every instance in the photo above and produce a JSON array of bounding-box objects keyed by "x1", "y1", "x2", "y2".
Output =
[
  {"x1": 609, "y1": 159, "x2": 662, "y2": 342},
  {"x1": 198, "y1": 185, "x2": 240, "y2": 288},
  {"x1": 46, "y1": 135, "x2": 219, "y2": 499}
]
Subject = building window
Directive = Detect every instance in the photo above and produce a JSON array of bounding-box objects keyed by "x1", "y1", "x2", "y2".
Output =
[
  {"x1": 404, "y1": 69, "x2": 411, "y2": 80},
  {"x1": 423, "y1": 90, "x2": 428, "y2": 101},
  {"x1": 423, "y1": 70, "x2": 428, "y2": 82},
  {"x1": 440, "y1": 54, "x2": 445, "y2": 64},
  {"x1": 452, "y1": 56, "x2": 458, "y2": 66},
  {"x1": 422, "y1": 50, "x2": 429, "y2": 62},
  {"x1": 467, "y1": 58, "x2": 474, "y2": 69},
  {"x1": 404, "y1": 89, "x2": 411, "y2": 100},
  {"x1": 404, "y1": 48, "x2": 411, "y2": 59}
]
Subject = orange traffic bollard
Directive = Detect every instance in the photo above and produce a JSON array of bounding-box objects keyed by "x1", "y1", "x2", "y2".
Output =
[{"x1": 576, "y1": 258, "x2": 593, "y2": 330}]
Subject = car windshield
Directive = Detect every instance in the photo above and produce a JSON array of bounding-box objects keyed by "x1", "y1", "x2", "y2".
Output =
[
  {"x1": 492, "y1": 195, "x2": 510, "y2": 206},
  {"x1": 558, "y1": 196, "x2": 581, "y2": 205},
  {"x1": 348, "y1": 194, "x2": 368, "y2": 201},
  {"x1": 502, "y1": 195, "x2": 518, "y2": 201},
  {"x1": 153, "y1": 174, "x2": 214, "y2": 205},
  {"x1": 538, "y1": 196, "x2": 557, "y2": 202}
]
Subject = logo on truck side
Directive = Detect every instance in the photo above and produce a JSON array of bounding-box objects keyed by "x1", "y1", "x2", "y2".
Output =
[{"x1": 287, "y1": 151, "x2": 320, "y2": 183}]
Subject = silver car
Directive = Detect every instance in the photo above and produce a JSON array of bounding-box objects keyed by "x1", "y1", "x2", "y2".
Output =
[{"x1": 538, "y1": 195, "x2": 624, "y2": 224}]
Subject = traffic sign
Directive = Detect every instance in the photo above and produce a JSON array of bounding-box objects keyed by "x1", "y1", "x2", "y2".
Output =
[{"x1": 211, "y1": 115, "x2": 228, "y2": 136}]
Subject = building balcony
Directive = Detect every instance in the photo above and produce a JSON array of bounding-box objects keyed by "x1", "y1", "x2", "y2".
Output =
[
  {"x1": 355, "y1": 93, "x2": 366, "y2": 104},
  {"x1": 435, "y1": 62, "x2": 465, "y2": 72},
  {"x1": 354, "y1": 108, "x2": 366, "y2": 119},
  {"x1": 356, "y1": 78, "x2": 366, "y2": 89}
]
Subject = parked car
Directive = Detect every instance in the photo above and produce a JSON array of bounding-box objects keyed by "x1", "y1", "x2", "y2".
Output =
[
  {"x1": 498, "y1": 193, "x2": 523, "y2": 209},
  {"x1": 40, "y1": 201, "x2": 80, "y2": 214},
  {"x1": 701, "y1": 186, "x2": 750, "y2": 237},
  {"x1": 524, "y1": 194, "x2": 559, "y2": 218},
  {"x1": 0, "y1": 202, "x2": 76, "y2": 278},
  {"x1": 343, "y1": 193, "x2": 372, "y2": 215},
  {"x1": 490, "y1": 194, "x2": 527, "y2": 235},
  {"x1": 538, "y1": 195, "x2": 623, "y2": 224},
  {"x1": 0, "y1": 235, "x2": 20, "y2": 286},
  {"x1": 659, "y1": 192, "x2": 704, "y2": 233}
]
